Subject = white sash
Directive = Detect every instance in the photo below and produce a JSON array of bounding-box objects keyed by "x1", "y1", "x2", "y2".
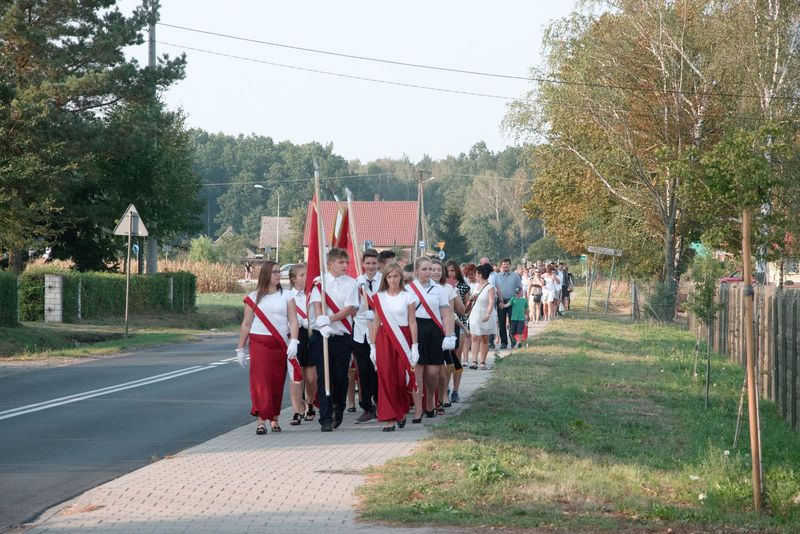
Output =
[{"x1": 377, "y1": 292, "x2": 411, "y2": 358}]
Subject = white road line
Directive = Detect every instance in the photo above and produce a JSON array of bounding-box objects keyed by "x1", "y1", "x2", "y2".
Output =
[{"x1": 0, "y1": 364, "x2": 226, "y2": 422}]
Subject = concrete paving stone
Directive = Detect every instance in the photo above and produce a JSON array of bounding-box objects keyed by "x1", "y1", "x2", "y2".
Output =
[{"x1": 26, "y1": 322, "x2": 547, "y2": 532}]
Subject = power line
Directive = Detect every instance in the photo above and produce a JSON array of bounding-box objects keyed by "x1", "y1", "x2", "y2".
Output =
[
  {"x1": 159, "y1": 22, "x2": 531, "y2": 82},
  {"x1": 158, "y1": 41, "x2": 519, "y2": 101},
  {"x1": 159, "y1": 22, "x2": 797, "y2": 101}
]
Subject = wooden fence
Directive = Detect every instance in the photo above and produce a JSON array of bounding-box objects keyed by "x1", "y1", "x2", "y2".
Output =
[{"x1": 688, "y1": 283, "x2": 800, "y2": 431}]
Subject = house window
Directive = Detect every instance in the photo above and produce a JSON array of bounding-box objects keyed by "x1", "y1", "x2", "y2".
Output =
[{"x1": 786, "y1": 259, "x2": 799, "y2": 274}]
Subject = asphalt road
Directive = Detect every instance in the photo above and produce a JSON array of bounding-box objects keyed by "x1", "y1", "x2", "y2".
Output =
[{"x1": 0, "y1": 334, "x2": 291, "y2": 532}]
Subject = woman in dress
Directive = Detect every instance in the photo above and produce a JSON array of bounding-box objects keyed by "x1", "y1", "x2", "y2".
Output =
[
  {"x1": 445, "y1": 260, "x2": 470, "y2": 403},
  {"x1": 541, "y1": 264, "x2": 561, "y2": 321},
  {"x1": 237, "y1": 260, "x2": 300, "y2": 434},
  {"x1": 369, "y1": 263, "x2": 418, "y2": 431},
  {"x1": 431, "y1": 260, "x2": 461, "y2": 412},
  {"x1": 407, "y1": 257, "x2": 454, "y2": 423},
  {"x1": 528, "y1": 268, "x2": 544, "y2": 323},
  {"x1": 467, "y1": 263, "x2": 496, "y2": 370},
  {"x1": 288, "y1": 264, "x2": 314, "y2": 425}
]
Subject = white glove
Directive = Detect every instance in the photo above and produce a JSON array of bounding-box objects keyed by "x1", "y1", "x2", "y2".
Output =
[
  {"x1": 320, "y1": 325, "x2": 333, "y2": 338},
  {"x1": 236, "y1": 347, "x2": 247, "y2": 367},
  {"x1": 300, "y1": 317, "x2": 309, "y2": 330},
  {"x1": 410, "y1": 343, "x2": 420, "y2": 366},
  {"x1": 315, "y1": 315, "x2": 331, "y2": 329},
  {"x1": 356, "y1": 310, "x2": 375, "y2": 321},
  {"x1": 441, "y1": 335, "x2": 457, "y2": 351},
  {"x1": 369, "y1": 343, "x2": 377, "y2": 368},
  {"x1": 287, "y1": 338, "x2": 299, "y2": 360}
]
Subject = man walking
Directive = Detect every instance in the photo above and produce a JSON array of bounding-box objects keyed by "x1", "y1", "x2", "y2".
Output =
[
  {"x1": 352, "y1": 249, "x2": 381, "y2": 424},
  {"x1": 494, "y1": 258, "x2": 522, "y2": 349}
]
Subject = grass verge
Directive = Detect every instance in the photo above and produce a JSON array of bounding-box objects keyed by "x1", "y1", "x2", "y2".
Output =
[
  {"x1": 0, "y1": 292, "x2": 243, "y2": 360},
  {"x1": 358, "y1": 312, "x2": 800, "y2": 533}
]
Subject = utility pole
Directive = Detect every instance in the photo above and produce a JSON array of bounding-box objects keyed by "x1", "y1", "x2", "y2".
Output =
[
  {"x1": 145, "y1": 7, "x2": 159, "y2": 274},
  {"x1": 414, "y1": 170, "x2": 432, "y2": 262}
]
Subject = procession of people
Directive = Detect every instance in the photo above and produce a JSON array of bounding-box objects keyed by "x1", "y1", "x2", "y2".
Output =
[{"x1": 236, "y1": 240, "x2": 574, "y2": 434}]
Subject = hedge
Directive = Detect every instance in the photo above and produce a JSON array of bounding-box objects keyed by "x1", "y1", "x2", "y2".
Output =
[
  {"x1": 18, "y1": 268, "x2": 196, "y2": 322},
  {"x1": 0, "y1": 271, "x2": 18, "y2": 326}
]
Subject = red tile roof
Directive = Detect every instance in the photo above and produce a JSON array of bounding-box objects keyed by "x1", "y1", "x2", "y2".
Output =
[{"x1": 303, "y1": 201, "x2": 419, "y2": 247}]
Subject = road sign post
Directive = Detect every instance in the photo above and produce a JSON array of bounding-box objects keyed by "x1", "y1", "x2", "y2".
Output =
[{"x1": 114, "y1": 205, "x2": 148, "y2": 339}]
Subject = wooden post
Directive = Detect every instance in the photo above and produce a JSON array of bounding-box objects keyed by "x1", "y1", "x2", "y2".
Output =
[
  {"x1": 788, "y1": 295, "x2": 797, "y2": 429},
  {"x1": 124, "y1": 213, "x2": 133, "y2": 339},
  {"x1": 778, "y1": 290, "x2": 787, "y2": 418},
  {"x1": 604, "y1": 256, "x2": 616, "y2": 314},
  {"x1": 314, "y1": 168, "x2": 331, "y2": 397},
  {"x1": 741, "y1": 209, "x2": 763, "y2": 512}
]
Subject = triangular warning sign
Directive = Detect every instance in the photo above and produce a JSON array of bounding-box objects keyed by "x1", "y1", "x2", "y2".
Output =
[{"x1": 113, "y1": 204, "x2": 148, "y2": 237}]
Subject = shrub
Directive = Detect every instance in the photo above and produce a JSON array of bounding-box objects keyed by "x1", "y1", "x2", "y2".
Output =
[
  {"x1": 0, "y1": 271, "x2": 18, "y2": 326},
  {"x1": 188, "y1": 236, "x2": 218, "y2": 263},
  {"x1": 645, "y1": 281, "x2": 678, "y2": 322}
]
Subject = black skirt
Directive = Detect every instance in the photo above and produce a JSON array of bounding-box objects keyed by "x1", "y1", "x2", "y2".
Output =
[
  {"x1": 416, "y1": 317, "x2": 445, "y2": 365},
  {"x1": 296, "y1": 327, "x2": 312, "y2": 367}
]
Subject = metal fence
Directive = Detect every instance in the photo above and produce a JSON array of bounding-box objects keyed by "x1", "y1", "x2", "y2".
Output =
[{"x1": 688, "y1": 283, "x2": 800, "y2": 431}]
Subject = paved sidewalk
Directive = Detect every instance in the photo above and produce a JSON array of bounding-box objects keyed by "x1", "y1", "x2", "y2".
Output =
[{"x1": 28, "y1": 322, "x2": 547, "y2": 533}]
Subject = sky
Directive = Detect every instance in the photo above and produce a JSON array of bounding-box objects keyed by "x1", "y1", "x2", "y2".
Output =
[{"x1": 120, "y1": 1, "x2": 577, "y2": 162}]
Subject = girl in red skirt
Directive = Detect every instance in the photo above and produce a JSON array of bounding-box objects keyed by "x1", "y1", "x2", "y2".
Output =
[
  {"x1": 369, "y1": 263, "x2": 418, "y2": 432},
  {"x1": 237, "y1": 260, "x2": 300, "y2": 435}
]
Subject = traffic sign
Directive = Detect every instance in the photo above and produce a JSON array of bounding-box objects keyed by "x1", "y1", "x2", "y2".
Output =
[
  {"x1": 438, "y1": 250, "x2": 446, "y2": 260},
  {"x1": 419, "y1": 241, "x2": 426, "y2": 249},
  {"x1": 587, "y1": 245, "x2": 622, "y2": 257},
  {"x1": 113, "y1": 204, "x2": 148, "y2": 237},
  {"x1": 364, "y1": 240, "x2": 374, "y2": 250}
]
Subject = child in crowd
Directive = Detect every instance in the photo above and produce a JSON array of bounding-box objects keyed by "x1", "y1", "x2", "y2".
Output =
[{"x1": 508, "y1": 287, "x2": 528, "y2": 348}]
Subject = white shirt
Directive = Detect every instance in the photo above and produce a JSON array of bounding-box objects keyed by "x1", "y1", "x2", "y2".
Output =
[
  {"x1": 442, "y1": 282, "x2": 457, "y2": 303},
  {"x1": 407, "y1": 279, "x2": 449, "y2": 323},
  {"x1": 247, "y1": 290, "x2": 294, "y2": 338},
  {"x1": 293, "y1": 288, "x2": 308, "y2": 325},
  {"x1": 309, "y1": 272, "x2": 359, "y2": 336},
  {"x1": 353, "y1": 271, "x2": 382, "y2": 343},
  {"x1": 379, "y1": 290, "x2": 417, "y2": 327}
]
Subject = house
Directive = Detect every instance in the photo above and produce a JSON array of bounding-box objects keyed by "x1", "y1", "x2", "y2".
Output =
[
  {"x1": 302, "y1": 200, "x2": 420, "y2": 262},
  {"x1": 259, "y1": 216, "x2": 293, "y2": 255}
]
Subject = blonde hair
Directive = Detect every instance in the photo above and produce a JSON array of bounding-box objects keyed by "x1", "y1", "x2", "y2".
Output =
[{"x1": 378, "y1": 263, "x2": 405, "y2": 292}]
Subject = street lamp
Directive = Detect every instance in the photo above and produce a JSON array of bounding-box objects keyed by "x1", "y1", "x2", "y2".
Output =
[{"x1": 254, "y1": 185, "x2": 280, "y2": 264}]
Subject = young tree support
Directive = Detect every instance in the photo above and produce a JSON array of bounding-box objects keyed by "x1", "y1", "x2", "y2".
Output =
[
  {"x1": 237, "y1": 261, "x2": 300, "y2": 435},
  {"x1": 309, "y1": 248, "x2": 360, "y2": 432},
  {"x1": 352, "y1": 249, "x2": 382, "y2": 423},
  {"x1": 369, "y1": 263, "x2": 418, "y2": 431}
]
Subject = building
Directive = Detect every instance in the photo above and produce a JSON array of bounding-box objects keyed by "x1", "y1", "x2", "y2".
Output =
[
  {"x1": 302, "y1": 200, "x2": 420, "y2": 262},
  {"x1": 259, "y1": 216, "x2": 292, "y2": 259}
]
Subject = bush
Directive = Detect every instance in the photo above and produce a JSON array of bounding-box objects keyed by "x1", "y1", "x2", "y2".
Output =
[
  {"x1": 0, "y1": 271, "x2": 18, "y2": 326},
  {"x1": 188, "y1": 236, "x2": 218, "y2": 263},
  {"x1": 645, "y1": 281, "x2": 678, "y2": 322}
]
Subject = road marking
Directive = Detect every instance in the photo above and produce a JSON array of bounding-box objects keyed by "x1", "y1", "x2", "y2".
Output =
[{"x1": 0, "y1": 364, "x2": 233, "y2": 421}]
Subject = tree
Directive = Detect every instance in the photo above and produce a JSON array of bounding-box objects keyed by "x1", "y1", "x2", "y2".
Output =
[
  {"x1": 527, "y1": 235, "x2": 574, "y2": 263},
  {"x1": 438, "y1": 205, "x2": 468, "y2": 263},
  {"x1": 0, "y1": 0, "x2": 185, "y2": 271},
  {"x1": 188, "y1": 236, "x2": 217, "y2": 263}
]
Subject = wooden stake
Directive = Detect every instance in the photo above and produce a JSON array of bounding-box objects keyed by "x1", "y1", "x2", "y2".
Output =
[
  {"x1": 742, "y1": 209, "x2": 763, "y2": 511},
  {"x1": 314, "y1": 167, "x2": 331, "y2": 397}
]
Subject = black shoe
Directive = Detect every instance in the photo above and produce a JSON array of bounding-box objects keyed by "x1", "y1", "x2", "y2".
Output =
[
  {"x1": 397, "y1": 417, "x2": 407, "y2": 429},
  {"x1": 290, "y1": 413, "x2": 303, "y2": 426},
  {"x1": 347, "y1": 406, "x2": 357, "y2": 413},
  {"x1": 382, "y1": 425, "x2": 396, "y2": 432},
  {"x1": 321, "y1": 422, "x2": 332, "y2": 432},
  {"x1": 499, "y1": 344, "x2": 508, "y2": 350},
  {"x1": 411, "y1": 417, "x2": 422, "y2": 424},
  {"x1": 488, "y1": 344, "x2": 496, "y2": 350},
  {"x1": 332, "y1": 414, "x2": 343, "y2": 429},
  {"x1": 424, "y1": 410, "x2": 436, "y2": 418},
  {"x1": 354, "y1": 411, "x2": 376, "y2": 424},
  {"x1": 256, "y1": 424, "x2": 267, "y2": 435}
]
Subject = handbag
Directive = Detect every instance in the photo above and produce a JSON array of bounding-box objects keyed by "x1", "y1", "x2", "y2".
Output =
[{"x1": 464, "y1": 283, "x2": 488, "y2": 320}]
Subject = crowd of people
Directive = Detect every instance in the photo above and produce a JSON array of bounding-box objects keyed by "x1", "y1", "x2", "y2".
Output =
[{"x1": 235, "y1": 249, "x2": 574, "y2": 434}]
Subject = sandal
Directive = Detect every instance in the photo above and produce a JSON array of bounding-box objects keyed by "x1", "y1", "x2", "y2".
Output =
[
  {"x1": 290, "y1": 413, "x2": 303, "y2": 426},
  {"x1": 436, "y1": 403, "x2": 446, "y2": 416},
  {"x1": 256, "y1": 423, "x2": 267, "y2": 435},
  {"x1": 469, "y1": 361, "x2": 478, "y2": 370},
  {"x1": 270, "y1": 423, "x2": 282, "y2": 433},
  {"x1": 480, "y1": 363, "x2": 488, "y2": 370},
  {"x1": 382, "y1": 425, "x2": 396, "y2": 432},
  {"x1": 305, "y1": 404, "x2": 316, "y2": 421},
  {"x1": 347, "y1": 406, "x2": 357, "y2": 413}
]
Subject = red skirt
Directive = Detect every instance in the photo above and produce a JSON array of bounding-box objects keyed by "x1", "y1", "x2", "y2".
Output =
[
  {"x1": 249, "y1": 334, "x2": 287, "y2": 420},
  {"x1": 375, "y1": 325, "x2": 416, "y2": 423}
]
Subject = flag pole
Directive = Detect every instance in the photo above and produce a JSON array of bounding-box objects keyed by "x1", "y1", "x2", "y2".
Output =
[
  {"x1": 314, "y1": 163, "x2": 331, "y2": 397},
  {"x1": 345, "y1": 188, "x2": 363, "y2": 276}
]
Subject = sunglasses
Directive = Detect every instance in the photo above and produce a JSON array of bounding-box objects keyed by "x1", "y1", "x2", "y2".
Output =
[{"x1": 271, "y1": 269, "x2": 281, "y2": 274}]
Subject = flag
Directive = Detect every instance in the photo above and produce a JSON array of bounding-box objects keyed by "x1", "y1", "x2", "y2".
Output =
[
  {"x1": 330, "y1": 204, "x2": 347, "y2": 247},
  {"x1": 330, "y1": 202, "x2": 360, "y2": 278},
  {"x1": 305, "y1": 196, "x2": 322, "y2": 297}
]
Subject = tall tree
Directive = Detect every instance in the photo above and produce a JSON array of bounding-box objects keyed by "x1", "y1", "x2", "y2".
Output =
[{"x1": 0, "y1": 0, "x2": 185, "y2": 271}]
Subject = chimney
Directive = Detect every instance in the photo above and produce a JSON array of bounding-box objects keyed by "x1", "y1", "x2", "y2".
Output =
[{"x1": 374, "y1": 194, "x2": 381, "y2": 201}]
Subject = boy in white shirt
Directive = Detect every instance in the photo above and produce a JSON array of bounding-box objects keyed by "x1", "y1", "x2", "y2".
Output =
[
  {"x1": 309, "y1": 247, "x2": 359, "y2": 432},
  {"x1": 352, "y1": 249, "x2": 382, "y2": 423}
]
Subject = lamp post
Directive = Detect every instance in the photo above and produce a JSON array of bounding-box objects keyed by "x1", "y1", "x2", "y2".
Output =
[{"x1": 254, "y1": 185, "x2": 280, "y2": 263}]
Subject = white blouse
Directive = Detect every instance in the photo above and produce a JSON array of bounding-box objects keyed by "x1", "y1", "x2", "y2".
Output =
[
  {"x1": 407, "y1": 279, "x2": 449, "y2": 322},
  {"x1": 379, "y1": 291, "x2": 418, "y2": 327},
  {"x1": 247, "y1": 290, "x2": 294, "y2": 337}
]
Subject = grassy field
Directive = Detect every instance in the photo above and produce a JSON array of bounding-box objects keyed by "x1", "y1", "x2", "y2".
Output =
[
  {"x1": 358, "y1": 312, "x2": 800, "y2": 533},
  {"x1": 0, "y1": 293, "x2": 244, "y2": 360}
]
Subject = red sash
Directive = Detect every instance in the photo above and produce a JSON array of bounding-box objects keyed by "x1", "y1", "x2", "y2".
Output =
[
  {"x1": 244, "y1": 296, "x2": 301, "y2": 381},
  {"x1": 373, "y1": 294, "x2": 416, "y2": 392},
  {"x1": 408, "y1": 282, "x2": 445, "y2": 334},
  {"x1": 314, "y1": 282, "x2": 353, "y2": 334}
]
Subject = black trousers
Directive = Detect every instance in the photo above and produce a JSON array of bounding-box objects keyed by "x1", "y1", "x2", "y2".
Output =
[
  {"x1": 496, "y1": 301, "x2": 512, "y2": 346},
  {"x1": 310, "y1": 331, "x2": 353, "y2": 426},
  {"x1": 352, "y1": 338, "x2": 377, "y2": 412}
]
